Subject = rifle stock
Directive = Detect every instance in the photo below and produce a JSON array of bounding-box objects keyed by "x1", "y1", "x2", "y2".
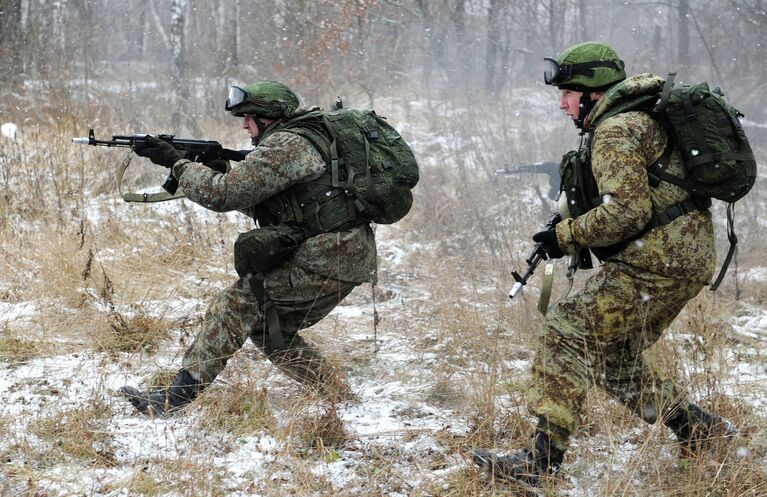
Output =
[{"x1": 497, "y1": 161, "x2": 560, "y2": 200}]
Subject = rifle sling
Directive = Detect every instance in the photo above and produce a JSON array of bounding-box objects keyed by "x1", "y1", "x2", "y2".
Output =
[
  {"x1": 537, "y1": 261, "x2": 555, "y2": 315},
  {"x1": 710, "y1": 202, "x2": 738, "y2": 291},
  {"x1": 116, "y1": 150, "x2": 186, "y2": 203}
]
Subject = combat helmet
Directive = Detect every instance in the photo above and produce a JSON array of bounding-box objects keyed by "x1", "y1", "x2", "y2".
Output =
[
  {"x1": 225, "y1": 81, "x2": 300, "y2": 119},
  {"x1": 544, "y1": 41, "x2": 625, "y2": 92}
]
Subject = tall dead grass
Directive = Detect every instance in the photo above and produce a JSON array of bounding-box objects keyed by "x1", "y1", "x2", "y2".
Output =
[{"x1": 1, "y1": 86, "x2": 766, "y2": 496}]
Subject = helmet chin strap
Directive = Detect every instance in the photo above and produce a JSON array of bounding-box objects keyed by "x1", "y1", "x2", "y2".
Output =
[{"x1": 575, "y1": 93, "x2": 597, "y2": 129}]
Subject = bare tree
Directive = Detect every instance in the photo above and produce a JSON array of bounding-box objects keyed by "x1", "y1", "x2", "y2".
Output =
[
  {"x1": 678, "y1": 0, "x2": 690, "y2": 71},
  {"x1": 0, "y1": 0, "x2": 24, "y2": 88}
]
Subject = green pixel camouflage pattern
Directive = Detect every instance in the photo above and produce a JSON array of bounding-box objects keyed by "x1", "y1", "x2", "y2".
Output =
[
  {"x1": 528, "y1": 261, "x2": 704, "y2": 450},
  {"x1": 556, "y1": 74, "x2": 716, "y2": 283},
  {"x1": 532, "y1": 74, "x2": 716, "y2": 451},
  {"x1": 174, "y1": 131, "x2": 376, "y2": 390}
]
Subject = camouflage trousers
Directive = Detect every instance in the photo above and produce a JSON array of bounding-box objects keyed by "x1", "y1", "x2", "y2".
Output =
[
  {"x1": 527, "y1": 260, "x2": 705, "y2": 452},
  {"x1": 182, "y1": 263, "x2": 357, "y2": 393}
]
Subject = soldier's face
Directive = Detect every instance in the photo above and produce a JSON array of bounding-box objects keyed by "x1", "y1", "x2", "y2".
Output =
[
  {"x1": 243, "y1": 116, "x2": 260, "y2": 139},
  {"x1": 559, "y1": 89, "x2": 583, "y2": 122}
]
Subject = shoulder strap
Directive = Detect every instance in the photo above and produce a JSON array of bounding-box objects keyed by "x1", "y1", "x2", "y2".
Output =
[
  {"x1": 653, "y1": 72, "x2": 676, "y2": 114},
  {"x1": 710, "y1": 202, "x2": 738, "y2": 291},
  {"x1": 116, "y1": 150, "x2": 186, "y2": 203}
]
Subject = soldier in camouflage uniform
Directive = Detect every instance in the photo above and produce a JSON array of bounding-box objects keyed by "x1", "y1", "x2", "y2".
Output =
[
  {"x1": 121, "y1": 81, "x2": 377, "y2": 416},
  {"x1": 473, "y1": 42, "x2": 734, "y2": 484}
]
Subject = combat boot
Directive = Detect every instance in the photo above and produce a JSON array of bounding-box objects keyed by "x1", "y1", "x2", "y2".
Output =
[
  {"x1": 472, "y1": 431, "x2": 565, "y2": 485},
  {"x1": 121, "y1": 369, "x2": 201, "y2": 417},
  {"x1": 665, "y1": 403, "x2": 737, "y2": 459}
]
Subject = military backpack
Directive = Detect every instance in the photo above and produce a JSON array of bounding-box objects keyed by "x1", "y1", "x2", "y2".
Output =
[
  {"x1": 276, "y1": 102, "x2": 420, "y2": 226},
  {"x1": 648, "y1": 73, "x2": 756, "y2": 204}
]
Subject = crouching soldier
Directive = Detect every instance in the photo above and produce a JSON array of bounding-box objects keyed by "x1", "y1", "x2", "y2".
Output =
[{"x1": 121, "y1": 81, "x2": 378, "y2": 415}]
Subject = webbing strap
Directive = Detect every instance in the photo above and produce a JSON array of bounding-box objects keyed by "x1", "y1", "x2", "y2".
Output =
[
  {"x1": 364, "y1": 136, "x2": 372, "y2": 189},
  {"x1": 646, "y1": 137, "x2": 676, "y2": 187},
  {"x1": 590, "y1": 197, "x2": 709, "y2": 262},
  {"x1": 330, "y1": 139, "x2": 340, "y2": 188},
  {"x1": 116, "y1": 150, "x2": 186, "y2": 203},
  {"x1": 247, "y1": 276, "x2": 285, "y2": 349},
  {"x1": 540, "y1": 255, "x2": 581, "y2": 316},
  {"x1": 653, "y1": 73, "x2": 676, "y2": 114},
  {"x1": 710, "y1": 202, "x2": 738, "y2": 291},
  {"x1": 653, "y1": 198, "x2": 707, "y2": 226},
  {"x1": 321, "y1": 115, "x2": 341, "y2": 188},
  {"x1": 686, "y1": 152, "x2": 755, "y2": 167},
  {"x1": 537, "y1": 261, "x2": 555, "y2": 315}
]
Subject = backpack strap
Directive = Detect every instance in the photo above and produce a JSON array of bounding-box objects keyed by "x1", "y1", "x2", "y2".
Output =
[
  {"x1": 653, "y1": 72, "x2": 676, "y2": 114},
  {"x1": 710, "y1": 202, "x2": 738, "y2": 291},
  {"x1": 320, "y1": 114, "x2": 342, "y2": 189},
  {"x1": 646, "y1": 138, "x2": 678, "y2": 188},
  {"x1": 647, "y1": 126, "x2": 738, "y2": 291}
]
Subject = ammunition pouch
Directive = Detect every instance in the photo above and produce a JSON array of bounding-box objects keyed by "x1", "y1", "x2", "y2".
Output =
[{"x1": 233, "y1": 224, "x2": 306, "y2": 278}]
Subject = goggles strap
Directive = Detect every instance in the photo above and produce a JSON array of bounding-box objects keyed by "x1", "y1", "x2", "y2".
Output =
[{"x1": 549, "y1": 59, "x2": 624, "y2": 85}]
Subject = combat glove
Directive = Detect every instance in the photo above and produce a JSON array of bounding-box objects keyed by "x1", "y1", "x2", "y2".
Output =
[
  {"x1": 533, "y1": 228, "x2": 564, "y2": 260},
  {"x1": 133, "y1": 135, "x2": 183, "y2": 168}
]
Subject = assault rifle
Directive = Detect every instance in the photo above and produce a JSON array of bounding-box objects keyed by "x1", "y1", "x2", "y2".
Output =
[
  {"x1": 73, "y1": 128, "x2": 250, "y2": 194},
  {"x1": 509, "y1": 212, "x2": 561, "y2": 300},
  {"x1": 496, "y1": 161, "x2": 559, "y2": 200}
]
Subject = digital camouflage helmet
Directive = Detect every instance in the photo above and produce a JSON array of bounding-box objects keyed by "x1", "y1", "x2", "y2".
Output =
[
  {"x1": 544, "y1": 41, "x2": 626, "y2": 92},
  {"x1": 225, "y1": 81, "x2": 300, "y2": 119}
]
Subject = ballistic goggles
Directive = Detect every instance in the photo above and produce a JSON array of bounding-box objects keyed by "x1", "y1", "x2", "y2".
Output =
[
  {"x1": 543, "y1": 57, "x2": 625, "y2": 86},
  {"x1": 224, "y1": 85, "x2": 289, "y2": 117},
  {"x1": 225, "y1": 86, "x2": 249, "y2": 111}
]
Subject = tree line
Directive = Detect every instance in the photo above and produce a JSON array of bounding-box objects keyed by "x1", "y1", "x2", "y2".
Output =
[{"x1": 1, "y1": 0, "x2": 765, "y2": 121}]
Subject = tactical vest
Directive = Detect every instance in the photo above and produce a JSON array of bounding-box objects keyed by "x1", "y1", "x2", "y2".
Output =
[
  {"x1": 559, "y1": 103, "x2": 710, "y2": 262},
  {"x1": 234, "y1": 111, "x2": 370, "y2": 351},
  {"x1": 250, "y1": 110, "x2": 365, "y2": 237}
]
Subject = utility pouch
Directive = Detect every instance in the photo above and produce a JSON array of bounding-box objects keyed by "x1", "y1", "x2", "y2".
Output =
[
  {"x1": 233, "y1": 225, "x2": 305, "y2": 278},
  {"x1": 559, "y1": 148, "x2": 601, "y2": 219}
]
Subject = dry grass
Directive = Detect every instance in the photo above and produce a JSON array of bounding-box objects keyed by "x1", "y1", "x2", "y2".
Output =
[
  {"x1": 121, "y1": 459, "x2": 229, "y2": 497},
  {"x1": 90, "y1": 314, "x2": 175, "y2": 354},
  {"x1": 0, "y1": 334, "x2": 45, "y2": 364},
  {"x1": 1, "y1": 89, "x2": 766, "y2": 496},
  {"x1": 196, "y1": 383, "x2": 276, "y2": 437},
  {"x1": 28, "y1": 397, "x2": 116, "y2": 467},
  {"x1": 283, "y1": 402, "x2": 348, "y2": 460}
]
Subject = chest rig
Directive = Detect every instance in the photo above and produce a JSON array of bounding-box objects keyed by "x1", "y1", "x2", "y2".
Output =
[
  {"x1": 559, "y1": 122, "x2": 709, "y2": 263},
  {"x1": 250, "y1": 113, "x2": 365, "y2": 236}
]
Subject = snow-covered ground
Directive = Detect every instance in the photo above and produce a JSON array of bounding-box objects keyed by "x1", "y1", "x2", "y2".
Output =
[
  {"x1": 2, "y1": 91, "x2": 766, "y2": 496},
  {"x1": 2, "y1": 222, "x2": 766, "y2": 495}
]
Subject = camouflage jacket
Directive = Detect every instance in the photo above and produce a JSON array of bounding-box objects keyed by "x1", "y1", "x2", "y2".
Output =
[
  {"x1": 555, "y1": 73, "x2": 716, "y2": 283},
  {"x1": 172, "y1": 130, "x2": 377, "y2": 283}
]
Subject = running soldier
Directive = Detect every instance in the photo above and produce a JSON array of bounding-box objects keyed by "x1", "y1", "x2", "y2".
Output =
[{"x1": 473, "y1": 42, "x2": 735, "y2": 484}]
